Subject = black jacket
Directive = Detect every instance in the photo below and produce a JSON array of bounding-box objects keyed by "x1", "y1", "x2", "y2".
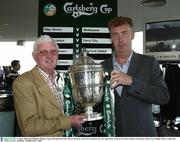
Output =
[{"x1": 101, "y1": 52, "x2": 169, "y2": 137}]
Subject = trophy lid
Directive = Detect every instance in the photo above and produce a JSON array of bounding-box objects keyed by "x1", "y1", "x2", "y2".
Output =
[
  {"x1": 68, "y1": 48, "x2": 102, "y2": 72},
  {"x1": 76, "y1": 48, "x2": 95, "y2": 65}
]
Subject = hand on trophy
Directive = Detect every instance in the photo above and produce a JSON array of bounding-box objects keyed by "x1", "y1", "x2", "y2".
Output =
[
  {"x1": 110, "y1": 70, "x2": 133, "y2": 88},
  {"x1": 69, "y1": 115, "x2": 86, "y2": 128}
]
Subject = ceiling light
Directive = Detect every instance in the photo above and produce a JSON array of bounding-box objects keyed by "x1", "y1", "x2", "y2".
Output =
[
  {"x1": 141, "y1": 0, "x2": 167, "y2": 7},
  {"x1": 3, "y1": 23, "x2": 9, "y2": 26}
]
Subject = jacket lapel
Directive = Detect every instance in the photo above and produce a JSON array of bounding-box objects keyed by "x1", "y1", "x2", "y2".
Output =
[
  {"x1": 31, "y1": 67, "x2": 60, "y2": 109},
  {"x1": 127, "y1": 52, "x2": 140, "y2": 76},
  {"x1": 120, "y1": 52, "x2": 140, "y2": 97}
]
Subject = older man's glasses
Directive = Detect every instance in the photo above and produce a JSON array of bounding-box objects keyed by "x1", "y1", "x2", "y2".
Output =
[{"x1": 37, "y1": 49, "x2": 58, "y2": 57}]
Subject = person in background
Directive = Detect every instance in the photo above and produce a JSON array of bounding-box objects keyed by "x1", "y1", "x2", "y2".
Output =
[
  {"x1": 6, "y1": 60, "x2": 21, "y2": 90},
  {"x1": 101, "y1": 16, "x2": 170, "y2": 136},
  {"x1": 12, "y1": 35, "x2": 86, "y2": 136},
  {"x1": 0, "y1": 66, "x2": 5, "y2": 87}
]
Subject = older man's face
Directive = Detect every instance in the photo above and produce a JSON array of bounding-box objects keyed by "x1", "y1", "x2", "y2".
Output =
[{"x1": 33, "y1": 42, "x2": 58, "y2": 75}]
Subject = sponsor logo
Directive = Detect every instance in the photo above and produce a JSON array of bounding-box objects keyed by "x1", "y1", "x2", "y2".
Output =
[
  {"x1": 63, "y1": 2, "x2": 112, "y2": 18},
  {"x1": 76, "y1": 122, "x2": 103, "y2": 136},
  {"x1": 44, "y1": 4, "x2": 56, "y2": 16}
]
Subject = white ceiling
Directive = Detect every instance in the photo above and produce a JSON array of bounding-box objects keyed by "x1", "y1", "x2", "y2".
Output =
[{"x1": 0, "y1": 0, "x2": 180, "y2": 41}]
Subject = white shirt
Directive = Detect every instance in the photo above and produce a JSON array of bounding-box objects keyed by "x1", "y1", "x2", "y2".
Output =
[
  {"x1": 112, "y1": 52, "x2": 133, "y2": 96},
  {"x1": 38, "y1": 67, "x2": 64, "y2": 110}
]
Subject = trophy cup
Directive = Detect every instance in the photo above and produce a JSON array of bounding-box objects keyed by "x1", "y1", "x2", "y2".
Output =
[{"x1": 68, "y1": 48, "x2": 104, "y2": 121}]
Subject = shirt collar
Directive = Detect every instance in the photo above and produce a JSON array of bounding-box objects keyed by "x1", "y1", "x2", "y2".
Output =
[
  {"x1": 113, "y1": 51, "x2": 133, "y2": 65},
  {"x1": 37, "y1": 67, "x2": 57, "y2": 80}
]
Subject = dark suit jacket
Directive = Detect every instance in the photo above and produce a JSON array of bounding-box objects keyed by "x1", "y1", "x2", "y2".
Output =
[
  {"x1": 13, "y1": 66, "x2": 71, "y2": 136},
  {"x1": 101, "y1": 52, "x2": 169, "y2": 137}
]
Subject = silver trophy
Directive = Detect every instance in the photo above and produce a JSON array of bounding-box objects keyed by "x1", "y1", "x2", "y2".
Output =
[{"x1": 68, "y1": 48, "x2": 104, "y2": 121}]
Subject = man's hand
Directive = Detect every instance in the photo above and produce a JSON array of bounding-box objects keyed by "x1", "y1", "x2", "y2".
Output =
[
  {"x1": 69, "y1": 115, "x2": 86, "y2": 128},
  {"x1": 111, "y1": 70, "x2": 132, "y2": 88}
]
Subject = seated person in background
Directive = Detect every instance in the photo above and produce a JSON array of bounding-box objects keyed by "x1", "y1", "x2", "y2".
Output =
[
  {"x1": 0, "y1": 66, "x2": 4, "y2": 86},
  {"x1": 6, "y1": 60, "x2": 21, "y2": 90},
  {"x1": 12, "y1": 35, "x2": 86, "y2": 136}
]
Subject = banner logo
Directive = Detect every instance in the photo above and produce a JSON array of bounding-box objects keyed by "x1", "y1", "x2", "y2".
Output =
[
  {"x1": 63, "y1": 2, "x2": 112, "y2": 18},
  {"x1": 44, "y1": 4, "x2": 57, "y2": 16}
]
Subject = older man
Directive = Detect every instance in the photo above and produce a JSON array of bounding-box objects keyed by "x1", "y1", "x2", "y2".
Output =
[{"x1": 13, "y1": 35, "x2": 85, "y2": 136}]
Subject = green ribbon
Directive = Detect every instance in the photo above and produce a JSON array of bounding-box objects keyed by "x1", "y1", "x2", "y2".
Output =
[
  {"x1": 103, "y1": 72, "x2": 115, "y2": 136},
  {"x1": 62, "y1": 72, "x2": 115, "y2": 137},
  {"x1": 63, "y1": 73, "x2": 75, "y2": 137}
]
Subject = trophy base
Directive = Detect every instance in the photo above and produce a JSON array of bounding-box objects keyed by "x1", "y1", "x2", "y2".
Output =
[{"x1": 84, "y1": 112, "x2": 103, "y2": 121}]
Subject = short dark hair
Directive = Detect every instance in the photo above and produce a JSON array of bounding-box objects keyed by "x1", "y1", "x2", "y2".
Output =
[
  {"x1": 108, "y1": 16, "x2": 133, "y2": 30},
  {"x1": 11, "y1": 60, "x2": 20, "y2": 67}
]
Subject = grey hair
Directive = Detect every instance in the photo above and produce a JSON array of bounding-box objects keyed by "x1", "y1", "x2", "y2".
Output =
[{"x1": 33, "y1": 35, "x2": 58, "y2": 52}]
